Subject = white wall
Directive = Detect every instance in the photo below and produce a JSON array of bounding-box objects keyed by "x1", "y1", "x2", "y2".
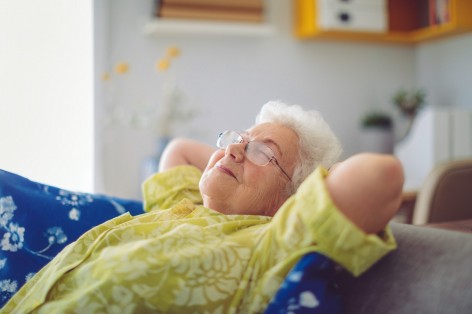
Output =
[
  {"x1": 0, "y1": 0, "x2": 94, "y2": 192},
  {"x1": 416, "y1": 34, "x2": 472, "y2": 109},
  {"x1": 96, "y1": 0, "x2": 416, "y2": 199}
]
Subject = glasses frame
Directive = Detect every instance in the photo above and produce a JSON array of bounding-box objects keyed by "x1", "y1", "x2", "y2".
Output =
[{"x1": 217, "y1": 130, "x2": 292, "y2": 181}]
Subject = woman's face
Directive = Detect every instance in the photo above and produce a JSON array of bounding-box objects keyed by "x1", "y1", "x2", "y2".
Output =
[{"x1": 199, "y1": 123, "x2": 299, "y2": 216}]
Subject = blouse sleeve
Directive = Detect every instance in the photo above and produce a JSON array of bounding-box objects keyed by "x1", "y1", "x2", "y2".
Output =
[
  {"x1": 142, "y1": 165, "x2": 203, "y2": 212},
  {"x1": 270, "y1": 166, "x2": 397, "y2": 277}
]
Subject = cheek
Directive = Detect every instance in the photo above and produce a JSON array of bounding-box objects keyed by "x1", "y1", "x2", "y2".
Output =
[
  {"x1": 244, "y1": 170, "x2": 287, "y2": 208},
  {"x1": 244, "y1": 166, "x2": 277, "y2": 188},
  {"x1": 241, "y1": 182, "x2": 287, "y2": 216},
  {"x1": 203, "y1": 150, "x2": 224, "y2": 173},
  {"x1": 199, "y1": 151, "x2": 226, "y2": 193}
]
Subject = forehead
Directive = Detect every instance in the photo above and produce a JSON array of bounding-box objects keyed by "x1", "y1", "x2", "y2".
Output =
[
  {"x1": 246, "y1": 123, "x2": 299, "y2": 155},
  {"x1": 247, "y1": 122, "x2": 297, "y2": 138}
]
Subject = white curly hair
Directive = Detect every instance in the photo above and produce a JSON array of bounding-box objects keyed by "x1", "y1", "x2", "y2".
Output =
[{"x1": 255, "y1": 100, "x2": 343, "y2": 193}]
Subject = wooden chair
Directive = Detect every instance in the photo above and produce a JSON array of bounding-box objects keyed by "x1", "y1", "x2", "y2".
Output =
[{"x1": 412, "y1": 159, "x2": 472, "y2": 225}]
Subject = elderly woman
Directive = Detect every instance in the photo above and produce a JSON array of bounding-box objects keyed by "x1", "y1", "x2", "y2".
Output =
[{"x1": 2, "y1": 101, "x2": 403, "y2": 313}]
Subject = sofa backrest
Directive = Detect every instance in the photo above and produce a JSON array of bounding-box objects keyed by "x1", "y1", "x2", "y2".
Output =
[{"x1": 339, "y1": 222, "x2": 472, "y2": 314}]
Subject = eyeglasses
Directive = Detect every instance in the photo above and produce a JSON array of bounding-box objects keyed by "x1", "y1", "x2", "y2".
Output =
[{"x1": 216, "y1": 130, "x2": 291, "y2": 181}]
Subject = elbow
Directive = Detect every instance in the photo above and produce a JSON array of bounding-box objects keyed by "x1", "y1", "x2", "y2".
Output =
[
  {"x1": 379, "y1": 155, "x2": 405, "y2": 224},
  {"x1": 327, "y1": 153, "x2": 405, "y2": 234},
  {"x1": 354, "y1": 153, "x2": 405, "y2": 193},
  {"x1": 383, "y1": 155, "x2": 405, "y2": 200},
  {"x1": 363, "y1": 154, "x2": 405, "y2": 233}
]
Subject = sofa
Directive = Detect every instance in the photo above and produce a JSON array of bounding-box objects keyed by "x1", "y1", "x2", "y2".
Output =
[
  {"x1": 1, "y1": 168, "x2": 471, "y2": 312},
  {"x1": 340, "y1": 222, "x2": 472, "y2": 314}
]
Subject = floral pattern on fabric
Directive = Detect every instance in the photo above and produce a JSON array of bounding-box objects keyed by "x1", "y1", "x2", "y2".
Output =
[
  {"x1": 2, "y1": 166, "x2": 396, "y2": 313},
  {"x1": 0, "y1": 169, "x2": 144, "y2": 307},
  {"x1": 0, "y1": 196, "x2": 68, "y2": 258},
  {"x1": 265, "y1": 252, "x2": 342, "y2": 314}
]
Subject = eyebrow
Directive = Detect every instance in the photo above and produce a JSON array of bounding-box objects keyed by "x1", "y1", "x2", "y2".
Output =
[{"x1": 242, "y1": 130, "x2": 284, "y2": 157}]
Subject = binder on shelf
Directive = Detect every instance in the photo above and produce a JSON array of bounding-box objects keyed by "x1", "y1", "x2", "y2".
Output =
[
  {"x1": 429, "y1": 0, "x2": 436, "y2": 26},
  {"x1": 429, "y1": 0, "x2": 451, "y2": 26},
  {"x1": 148, "y1": 0, "x2": 274, "y2": 36},
  {"x1": 161, "y1": 0, "x2": 264, "y2": 10},
  {"x1": 156, "y1": 0, "x2": 265, "y2": 23},
  {"x1": 436, "y1": 0, "x2": 451, "y2": 25},
  {"x1": 158, "y1": 5, "x2": 264, "y2": 23}
]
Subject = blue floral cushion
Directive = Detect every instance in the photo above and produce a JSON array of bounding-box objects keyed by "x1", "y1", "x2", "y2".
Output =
[
  {"x1": 264, "y1": 252, "x2": 342, "y2": 314},
  {"x1": 0, "y1": 169, "x2": 144, "y2": 307}
]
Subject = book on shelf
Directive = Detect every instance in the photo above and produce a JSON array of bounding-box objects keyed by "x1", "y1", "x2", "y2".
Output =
[
  {"x1": 429, "y1": 0, "x2": 451, "y2": 26},
  {"x1": 161, "y1": 0, "x2": 264, "y2": 10},
  {"x1": 157, "y1": 4, "x2": 264, "y2": 23}
]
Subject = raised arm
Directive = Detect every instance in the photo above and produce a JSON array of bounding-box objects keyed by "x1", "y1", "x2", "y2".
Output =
[
  {"x1": 159, "y1": 138, "x2": 216, "y2": 172},
  {"x1": 326, "y1": 153, "x2": 404, "y2": 234}
]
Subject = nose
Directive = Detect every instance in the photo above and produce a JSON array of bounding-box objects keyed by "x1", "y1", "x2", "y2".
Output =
[{"x1": 225, "y1": 142, "x2": 246, "y2": 163}]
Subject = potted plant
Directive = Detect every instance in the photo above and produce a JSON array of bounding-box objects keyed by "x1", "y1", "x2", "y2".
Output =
[
  {"x1": 392, "y1": 88, "x2": 426, "y2": 142},
  {"x1": 360, "y1": 111, "x2": 394, "y2": 154},
  {"x1": 361, "y1": 111, "x2": 393, "y2": 130},
  {"x1": 393, "y1": 88, "x2": 426, "y2": 118}
]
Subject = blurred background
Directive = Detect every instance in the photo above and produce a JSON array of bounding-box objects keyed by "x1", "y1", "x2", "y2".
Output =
[{"x1": 1, "y1": 0, "x2": 471, "y2": 200}]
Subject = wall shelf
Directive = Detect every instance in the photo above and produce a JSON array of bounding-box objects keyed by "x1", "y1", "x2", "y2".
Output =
[
  {"x1": 294, "y1": 0, "x2": 472, "y2": 44},
  {"x1": 144, "y1": 19, "x2": 276, "y2": 37}
]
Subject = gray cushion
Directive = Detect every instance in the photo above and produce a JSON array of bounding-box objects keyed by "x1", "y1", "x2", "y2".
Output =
[{"x1": 339, "y1": 222, "x2": 472, "y2": 314}]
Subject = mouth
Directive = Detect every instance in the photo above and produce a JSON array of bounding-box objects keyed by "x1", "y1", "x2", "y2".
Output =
[{"x1": 215, "y1": 164, "x2": 237, "y2": 180}]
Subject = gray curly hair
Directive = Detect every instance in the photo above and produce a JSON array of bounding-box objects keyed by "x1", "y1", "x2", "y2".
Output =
[{"x1": 255, "y1": 100, "x2": 343, "y2": 194}]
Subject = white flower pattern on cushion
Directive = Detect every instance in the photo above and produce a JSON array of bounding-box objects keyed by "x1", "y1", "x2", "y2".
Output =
[
  {"x1": 53, "y1": 189, "x2": 94, "y2": 207},
  {"x1": 44, "y1": 187, "x2": 94, "y2": 222},
  {"x1": 1, "y1": 223, "x2": 25, "y2": 252},
  {"x1": 0, "y1": 195, "x2": 71, "y2": 268},
  {"x1": 68, "y1": 208, "x2": 80, "y2": 221},
  {"x1": 45, "y1": 227, "x2": 68, "y2": 245},
  {"x1": 0, "y1": 196, "x2": 16, "y2": 227},
  {"x1": 0, "y1": 195, "x2": 79, "y2": 303},
  {"x1": 25, "y1": 272, "x2": 35, "y2": 282},
  {"x1": 0, "y1": 279, "x2": 17, "y2": 294},
  {"x1": 299, "y1": 291, "x2": 319, "y2": 308}
]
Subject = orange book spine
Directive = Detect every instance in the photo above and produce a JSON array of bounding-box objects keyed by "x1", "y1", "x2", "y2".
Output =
[
  {"x1": 429, "y1": 0, "x2": 437, "y2": 25},
  {"x1": 161, "y1": 0, "x2": 264, "y2": 10},
  {"x1": 159, "y1": 4, "x2": 264, "y2": 23}
]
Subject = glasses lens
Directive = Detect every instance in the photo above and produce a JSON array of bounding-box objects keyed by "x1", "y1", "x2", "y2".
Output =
[
  {"x1": 246, "y1": 142, "x2": 273, "y2": 166},
  {"x1": 217, "y1": 130, "x2": 242, "y2": 148}
]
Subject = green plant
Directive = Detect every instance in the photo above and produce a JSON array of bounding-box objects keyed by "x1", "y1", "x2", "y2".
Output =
[
  {"x1": 393, "y1": 88, "x2": 426, "y2": 117},
  {"x1": 361, "y1": 111, "x2": 393, "y2": 129}
]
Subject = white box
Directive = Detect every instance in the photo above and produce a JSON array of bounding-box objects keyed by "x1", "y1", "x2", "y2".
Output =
[
  {"x1": 395, "y1": 106, "x2": 472, "y2": 191},
  {"x1": 318, "y1": 0, "x2": 387, "y2": 33},
  {"x1": 319, "y1": 0, "x2": 386, "y2": 11},
  {"x1": 450, "y1": 109, "x2": 472, "y2": 158}
]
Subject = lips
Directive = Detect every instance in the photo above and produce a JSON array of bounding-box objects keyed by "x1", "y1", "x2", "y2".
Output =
[{"x1": 215, "y1": 164, "x2": 237, "y2": 180}]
